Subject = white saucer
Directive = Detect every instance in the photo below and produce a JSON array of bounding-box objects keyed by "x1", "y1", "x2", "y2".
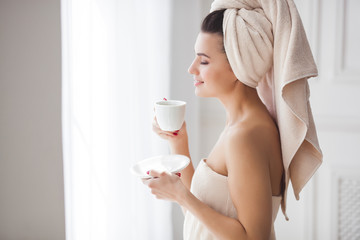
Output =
[{"x1": 131, "y1": 154, "x2": 190, "y2": 178}]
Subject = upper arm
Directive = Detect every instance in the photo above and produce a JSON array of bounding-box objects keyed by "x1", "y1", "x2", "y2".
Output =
[{"x1": 225, "y1": 128, "x2": 273, "y2": 240}]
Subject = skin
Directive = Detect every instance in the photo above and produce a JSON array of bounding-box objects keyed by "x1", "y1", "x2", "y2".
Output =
[{"x1": 144, "y1": 32, "x2": 284, "y2": 240}]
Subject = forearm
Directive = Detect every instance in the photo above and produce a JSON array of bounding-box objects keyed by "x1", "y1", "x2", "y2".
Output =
[
  {"x1": 180, "y1": 191, "x2": 248, "y2": 240},
  {"x1": 169, "y1": 136, "x2": 194, "y2": 191}
]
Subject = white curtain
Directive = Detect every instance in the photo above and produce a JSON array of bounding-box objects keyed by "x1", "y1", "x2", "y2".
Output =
[{"x1": 61, "y1": 0, "x2": 173, "y2": 239}]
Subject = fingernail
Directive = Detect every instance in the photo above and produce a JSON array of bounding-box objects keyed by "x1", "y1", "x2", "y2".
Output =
[
  {"x1": 163, "y1": 98, "x2": 167, "y2": 101},
  {"x1": 146, "y1": 171, "x2": 150, "y2": 175},
  {"x1": 175, "y1": 173, "x2": 181, "y2": 177},
  {"x1": 175, "y1": 130, "x2": 180, "y2": 133},
  {"x1": 173, "y1": 133, "x2": 178, "y2": 136}
]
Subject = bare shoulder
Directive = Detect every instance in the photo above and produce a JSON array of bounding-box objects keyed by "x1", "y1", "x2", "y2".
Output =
[{"x1": 225, "y1": 120, "x2": 279, "y2": 162}]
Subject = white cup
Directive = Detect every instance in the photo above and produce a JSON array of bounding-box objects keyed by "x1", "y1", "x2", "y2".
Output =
[{"x1": 154, "y1": 100, "x2": 186, "y2": 131}]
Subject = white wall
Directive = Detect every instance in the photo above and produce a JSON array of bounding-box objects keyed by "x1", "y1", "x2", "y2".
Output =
[{"x1": 0, "y1": 1, "x2": 65, "y2": 240}]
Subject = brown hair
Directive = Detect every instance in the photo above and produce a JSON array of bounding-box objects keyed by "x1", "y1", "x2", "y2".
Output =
[
  {"x1": 201, "y1": 9, "x2": 225, "y2": 35},
  {"x1": 200, "y1": 9, "x2": 226, "y2": 52}
]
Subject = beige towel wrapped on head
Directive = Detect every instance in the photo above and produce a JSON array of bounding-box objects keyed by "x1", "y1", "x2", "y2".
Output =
[{"x1": 210, "y1": 0, "x2": 323, "y2": 220}]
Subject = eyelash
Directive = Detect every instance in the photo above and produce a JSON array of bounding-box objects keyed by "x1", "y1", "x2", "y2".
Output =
[{"x1": 200, "y1": 61, "x2": 209, "y2": 65}]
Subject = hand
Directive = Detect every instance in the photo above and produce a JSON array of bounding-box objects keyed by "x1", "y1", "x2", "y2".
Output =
[
  {"x1": 142, "y1": 170, "x2": 188, "y2": 204},
  {"x1": 152, "y1": 117, "x2": 187, "y2": 144}
]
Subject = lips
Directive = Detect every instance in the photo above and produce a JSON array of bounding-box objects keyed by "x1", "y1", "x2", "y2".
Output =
[{"x1": 194, "y1": 80, "x2": 204, "y2": 86}]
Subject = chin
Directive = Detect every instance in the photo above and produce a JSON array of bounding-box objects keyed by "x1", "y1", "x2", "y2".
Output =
[
  {"x1": 195, "y1": 88, "x2": 204, "y2": 97},
  {"x1": 195, "y1": 88, "x2": 213, "y2": 98}
]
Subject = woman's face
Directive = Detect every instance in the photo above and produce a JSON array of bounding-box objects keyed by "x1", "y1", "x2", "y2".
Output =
[{"x1": 188, "y1": 32, "x2": 237, "y2": 98}]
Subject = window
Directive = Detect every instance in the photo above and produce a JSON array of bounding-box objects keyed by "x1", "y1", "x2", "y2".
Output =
[{"x1": 61, "y1": 0, "x2": 173, "y2": 239}]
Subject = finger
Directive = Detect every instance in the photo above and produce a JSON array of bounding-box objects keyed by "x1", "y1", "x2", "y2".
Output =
[
  {"x1": 159, "y1": 133, "x2": 175, "y2": 139},
  {"x1": 153, "y1": 117, "x2": 178, "y2": 134},
  {"x1": 141, "y1": 177, "x2": 152, "y2": 185},
  {"x1": 152, "y1": 118, "x2": 180, "y2": 137},
  {"x1": 142, "y1": 177, "x2": 153, "y2": 186},
  {"x1": 147, "y1": 169, "x2": 162, "y2": 178},
  {"x1": 153, "y1": 124, "x2": 175, "y2": 136},
  {"x1": 148, "y1": 170, "x2": 171, "y2": 179},
  {"x1": 152, "y1": 118, "x2": 160, "y2": 130},
  {"x1": 152, "y1": 118, "x2": 167, "y2": 135},
  {"x1": 164, "y1": 131, "x2": 179, "y2": 136}
]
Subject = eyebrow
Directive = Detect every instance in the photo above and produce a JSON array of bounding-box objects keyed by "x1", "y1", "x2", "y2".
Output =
[{"x1": 197, "y1": 53, "x2": 211, "y2": 58}]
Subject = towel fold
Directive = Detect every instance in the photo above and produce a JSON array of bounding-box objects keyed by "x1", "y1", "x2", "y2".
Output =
[{"x1": 210, "y1": 0, "x2": 323, "y2": 220}]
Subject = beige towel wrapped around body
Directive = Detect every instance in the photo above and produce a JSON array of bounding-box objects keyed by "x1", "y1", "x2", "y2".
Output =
[{"x1": 210, "y1": 0, "x2": 323, "y2": 220}]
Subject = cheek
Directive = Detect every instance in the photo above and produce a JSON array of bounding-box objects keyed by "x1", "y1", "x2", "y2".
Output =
[
  {"x1": 201, "y1": 68, "x2": 220, "y2": 84},
  {"x1": 196, "y1": 63, "x2": 237, "y2": 97},
  {"x1": 205, "y1": 69, "x2": 237, "y2": 93},
  {"x1": 195, "y1": 70, "x2": 222, "y2": 97}
]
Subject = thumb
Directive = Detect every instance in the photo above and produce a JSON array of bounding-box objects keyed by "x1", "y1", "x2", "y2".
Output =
[{"x1": 146, "y1": 169, "x2": 164, "y2": 178}]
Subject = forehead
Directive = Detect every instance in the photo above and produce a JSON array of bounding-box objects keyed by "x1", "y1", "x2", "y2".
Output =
[{"x1": 194, "y1": 32, "x2": 223, "y2": 54}]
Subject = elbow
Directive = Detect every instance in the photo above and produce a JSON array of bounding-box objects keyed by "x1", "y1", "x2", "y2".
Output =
[{"x1": 239, "y1": 226, "x2": 271, "y2": 240}]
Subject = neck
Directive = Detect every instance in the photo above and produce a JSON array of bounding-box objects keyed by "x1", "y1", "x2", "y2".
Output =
[{"x1": 217, "y1": 81, "x2": 266, "y2": 127}]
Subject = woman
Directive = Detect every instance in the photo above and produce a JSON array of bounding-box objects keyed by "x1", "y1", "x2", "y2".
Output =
[{"x1": 144, "y1": 1, "x2": 322, "y2": 239}]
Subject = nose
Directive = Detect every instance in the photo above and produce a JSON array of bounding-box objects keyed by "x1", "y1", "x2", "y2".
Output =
[{"x1": 188, "y1": 58, "x2": 198, "y2": 75}]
